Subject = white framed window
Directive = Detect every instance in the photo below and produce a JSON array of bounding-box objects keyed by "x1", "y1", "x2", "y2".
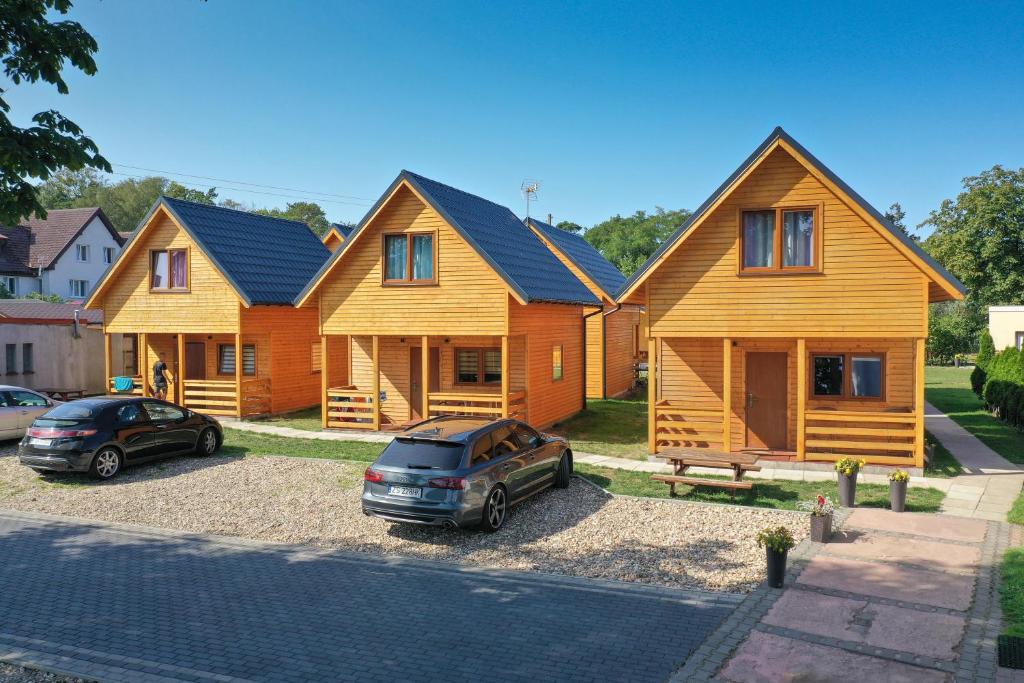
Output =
[
  {"x1": 103, "y1": 246, "x2": 116, "y2": 264},
  {"x1": 69, "y1": 279, "x2": 89, "y2": 298},
  {"x1": 75, "y1": 244, "x2": 90, "y2": 262},
  {"x1": 3, "y1": 277, "x2": 15, "y2": 296},
  {"x1": 1017, "y1": 332, "x2": 1024, "y2": 351}
]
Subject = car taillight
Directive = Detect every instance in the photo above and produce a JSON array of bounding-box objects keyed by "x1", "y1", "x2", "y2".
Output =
[
  {"x1": 427, "y1": 477, "x2": 467, "y2": 490},
  {"x1": 364, "y1": 468, "x2": 384, "y2": 483},
  {"x1": 27, "y1": 427, "x2": 97, "y2": 439}
]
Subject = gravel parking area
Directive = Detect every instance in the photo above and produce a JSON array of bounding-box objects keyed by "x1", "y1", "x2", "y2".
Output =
[
  {"x1": 0, "y1": 663, "x2": 88, "y2": 682},
  {"x1": 0, "y1": 445, "x2": 807, "y2": 592}
]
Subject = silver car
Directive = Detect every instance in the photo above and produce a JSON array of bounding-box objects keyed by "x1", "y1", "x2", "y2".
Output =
[
  {"x1": 0, "y1": 386, "x2": 60, "y2": 440},
  {"x1": 362, "y1": 416, "x2": 573, "y2": 532}
]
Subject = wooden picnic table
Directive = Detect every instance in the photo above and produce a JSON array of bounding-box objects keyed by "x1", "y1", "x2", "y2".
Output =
[
  {"x1": 651, "y1": 447, "x2": 761, "y2": 495},
  {"x1": 36, "y1": 388, "x2": 86, "y2": 401}
]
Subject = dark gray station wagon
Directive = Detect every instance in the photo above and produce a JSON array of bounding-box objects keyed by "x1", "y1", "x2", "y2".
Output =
[{"x1": 362, "y1": 416, "x2": 572, "y2": 532}]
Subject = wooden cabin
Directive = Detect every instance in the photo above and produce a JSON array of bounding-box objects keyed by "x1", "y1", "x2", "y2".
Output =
[
  {"x1": 322, "y1": 223, "x2": 351, "y2": 252},
  {"x1": 526, "y1": 218, "x2": 642, "y2": 399},
  {"x1": 295, "y1": 171, "x2": 600, "y2": 431},
  {"x1": 618, "y1": 128, "x2": 966, "y2": 468},
  {"x1": 85, "y1": 197, "x2": 345, "y2": 417}
]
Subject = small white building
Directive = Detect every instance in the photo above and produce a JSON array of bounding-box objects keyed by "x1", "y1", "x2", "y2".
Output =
[
  {"x1": 989, "y1": 306, "x2": 1024, "y2": 351},
  {"x1": 0, "y1": 207, "x2": 126, "y2": 300}
]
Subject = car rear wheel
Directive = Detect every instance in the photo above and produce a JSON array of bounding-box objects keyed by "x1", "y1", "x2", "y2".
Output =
[
  {"x1": 479, "y1": 486, "x2": 507, "y2": 533},
  {"x1": 89, "y1": 448, "x2": 122, "y2": 480},
  {"x1": 554, "y1": 451, "x2": 572, "y2": 489},
  {"x1": 195, "y1": 428, "x2": 219, "y2": 456}
]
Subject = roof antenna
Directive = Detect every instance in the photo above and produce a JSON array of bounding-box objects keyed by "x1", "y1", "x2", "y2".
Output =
[{"x1": 521, "y1": 180, "x2": 540, "y2": 220}]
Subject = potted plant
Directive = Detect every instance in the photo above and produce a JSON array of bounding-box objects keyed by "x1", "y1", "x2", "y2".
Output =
[
  {"x1": 954, "y1": 352, "x2": 967, "y2": 368},
  {"x1": 756, "y1": 525, "x2": 796, "y2": 588},
  {"x1": 835, "y1": 457, "x2": 866, "y2": 507},
  {"x1": 797, "y1": 494, "x2": 835, "y2": 542},
  {"x1": 890, "y1": 469, "x2": 910, "y2": 512}
]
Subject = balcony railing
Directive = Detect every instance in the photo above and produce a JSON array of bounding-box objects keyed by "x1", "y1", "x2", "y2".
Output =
[
  {"x1": 654, "y1": 400, "x2": 724, "y2": 449},
  {"x1": 182, "y1": 379, "x2": 238, "y2": 417},
  {"x1": 108, "y1": 376, "x2": 144, "y2": 396},
  {"x1": 326, "y1": 386, "x2": 377, "y2": 429},
  {"x1": 804, "y1": 409, "x2": 917, "y2": 465}
]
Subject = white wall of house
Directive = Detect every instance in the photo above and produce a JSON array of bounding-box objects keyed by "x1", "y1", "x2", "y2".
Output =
[
  {"x1": 1, "y1": 275, "x2": 41, "y2": 298},
  {"x1": 0, "y1": 322, "x2": 120, "y2": 394},
  {"x1": 39, "y1": 216, "x2": 122, "y2": 299},
  {"x1": 989, "y1": 306, "x2": 1024, "y2": 351}
]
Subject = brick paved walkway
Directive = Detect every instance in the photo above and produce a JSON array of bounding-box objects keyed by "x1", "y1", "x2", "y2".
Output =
[
  {"x1": 0, "y1": 510, "x2": 737, "y2": 683},
  {"x1": 674, "y1": 509, "x2": 1011, "y2": 682}
]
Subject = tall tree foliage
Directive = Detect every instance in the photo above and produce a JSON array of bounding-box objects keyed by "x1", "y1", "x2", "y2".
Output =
[
  {"x1": 255, "y1": 201, "x2": 330, "y2": 235},
  {"x1": 0, "y1": 0, "x2": 109, "y2": 225},
  {"x1": 583, "y1": 208, "x2": 690, "y2": 276},
  {"x1": 884, "y1": 202, "x2": 916, "y2": 240}
]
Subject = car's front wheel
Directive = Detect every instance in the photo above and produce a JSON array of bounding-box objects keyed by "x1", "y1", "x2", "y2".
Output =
[
  {"x1": 479, "y1": 486, "x2": 507, "y2": 532},
  {"x1": 89, "y1": 447, "x2": 122, "y2": 480},
  {"x1": 195, "y1": 428, "x2": 219, "y2": 456},
  {"x1": 554, "y1": 451, "x2": 572, "y2": 489}
]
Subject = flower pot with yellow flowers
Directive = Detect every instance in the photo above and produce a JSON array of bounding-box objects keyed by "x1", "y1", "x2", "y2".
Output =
[
  {"x1": 757, "y1": 525, "x2": 796, "y2": 588},
  {"x1": 890, "y1": 469, "x2": 910, "y2": 512},
  {"x1": 835, "y1": 457, "x2": 866, "y2": 507}
]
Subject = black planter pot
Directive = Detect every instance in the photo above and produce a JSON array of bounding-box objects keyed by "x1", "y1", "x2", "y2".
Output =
[
  {"x1": 999, "y1": 635, "x2": 1024, "y2": 669},
  {"x1": 838, "y1": 472, "x2": 858, "y2": 507},
  {"x1": 890, "y1": 480, "x2": 908, "y2": 513},
  {"x1": 809, "y1": 513, "x2": 832, "y2": 543},
  {"x1": 766, "y1": 547, "x2": 788, "y2": 588}
]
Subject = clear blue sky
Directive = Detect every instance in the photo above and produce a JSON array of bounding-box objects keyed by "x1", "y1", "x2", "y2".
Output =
[{"x1": 8, "y1": 1, "x2": 1024, "y2": 232}]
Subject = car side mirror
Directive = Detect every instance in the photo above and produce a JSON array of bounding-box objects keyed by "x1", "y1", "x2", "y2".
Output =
[{"x1": 530, "y1": 436, "x2": 543, "y2": 448}]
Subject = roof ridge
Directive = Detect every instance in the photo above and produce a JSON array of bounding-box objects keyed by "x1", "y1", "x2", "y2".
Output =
[
  {"x1": 402, "y1": 170, "x2": 522, "y2": 218},
  {"x1": 528, "y1": 217, "x2": 591, "y2": 245},
  {"x1": 160, "y1": 195, "x2": 314, "y2": 231}
]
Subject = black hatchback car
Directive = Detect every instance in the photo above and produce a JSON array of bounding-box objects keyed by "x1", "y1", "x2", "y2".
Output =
[{"x1": 19, "y1": 397, "x2": 223, "y2": 480}]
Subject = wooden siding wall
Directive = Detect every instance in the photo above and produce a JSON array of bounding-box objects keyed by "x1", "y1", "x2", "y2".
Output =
[
  {"x1": 659, "y1": 337, "x2": 916, "y2": 452},
  {"x1": 241, "y1": 306, "x2": 333, "y2": 415},
  {"x1": 647, "y1": 148, "x2": 929, "y2": 338},
  {"x1": 604, "y1": 307, "x2": 640, "y2": 398},
  {"x1": 318, "y1": 185, "x2": 509, "y2": 336},
  {"x1": 585, "y1": 313, "x2": 604, "y2": 398},
  {"x1": 509, "y1": 299, "x2": 584, "y2": 429},
  {"x1": 99, "y1": 211, "x2": 240, "y2": 334},
  {"x1": 327, "y1": 335, "x2": 349, "y2": 389}
]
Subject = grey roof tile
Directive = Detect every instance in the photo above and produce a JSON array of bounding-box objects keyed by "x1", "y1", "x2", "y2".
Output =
[{"x1": 526, "y1": 218, "x2": 625, "y2": 300}]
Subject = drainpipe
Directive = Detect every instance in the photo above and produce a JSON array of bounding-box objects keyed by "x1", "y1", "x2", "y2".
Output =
[
  {"x1": 72, "y1": 309, "x2": 81, "y2": 339},
  {"x1": 600, "y1": 303, "x2": 622, "y2": 399},
  {"x1": 582, "y1": 305, "x2": 604, "y2": 409}
]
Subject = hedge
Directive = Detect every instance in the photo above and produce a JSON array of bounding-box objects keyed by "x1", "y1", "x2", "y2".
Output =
[
  {"x1": 983, "y1": 346, "x2": 1024, "y2": 430},
  {"x1": 973, "y1": 330, "x2": 997, "y2": 398}
]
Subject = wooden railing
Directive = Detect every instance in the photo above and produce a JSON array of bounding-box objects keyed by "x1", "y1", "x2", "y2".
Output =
[
  {"x1": 655, "y1": 400, "x2": 724, "y2": 449},
  {"x1": 182, "y1": 379, "x2": 238, "y2": 417},
  {"x1": 804, "y1": 409, "x2": 917, "y2": 465},
  {"x1": 108, "y1": 376, "x2": 143, "y2": 396},
  {"x1": 326, "y1": 386, "x2": 377, "y2": 429},
  {"x1": 241, "y1": 378, "x2": 271, "y2": 416},
  {"x1": 428, "y1": 391, "x2": 503, "y2": 418}
]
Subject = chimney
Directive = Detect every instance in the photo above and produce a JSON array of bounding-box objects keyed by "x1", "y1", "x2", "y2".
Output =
[{"x1": 547, "y1": 213, "x2": 553, "y2": 226}]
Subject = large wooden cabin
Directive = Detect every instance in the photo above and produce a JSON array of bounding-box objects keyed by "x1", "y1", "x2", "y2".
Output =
[
  {"x1": 526, "y1": 218, "x2": 643, "y2": 399},
  {"x1": 85, "y1": 197, "x2": 344, "y2": 417},
  {"x1": 295, "y1": 171, "x2": 600, "y2": 431},
  {"x1": 618, "y1": 128, "x2": 966, "y2": 468}
]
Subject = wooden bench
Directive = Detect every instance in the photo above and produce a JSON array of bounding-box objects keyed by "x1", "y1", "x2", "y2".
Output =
[{"x1": 653, "y1": 447, "x2": 761, "y2": 496}]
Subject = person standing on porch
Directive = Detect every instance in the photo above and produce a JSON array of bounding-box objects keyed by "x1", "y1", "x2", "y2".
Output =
[{"x1": 152, "y1": 352, "x2": 172, "y2": 400}]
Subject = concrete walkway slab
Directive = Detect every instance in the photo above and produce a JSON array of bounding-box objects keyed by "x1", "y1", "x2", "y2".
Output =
[
  {"x1": 823, "y1": 531, "x2": 981, "y2": 574},
  {"x1": 797, "y1": 556, "x2": 975, "y2": 611},
  {"x1": 764, "y1": 590, "x2": 965, "y2": 661},
  {"x1": 720, "y1": 631, "x2": 950, "y2": 683},
  {"x1": 846, "y1": 508, "x2": 988, "y2": 543}
]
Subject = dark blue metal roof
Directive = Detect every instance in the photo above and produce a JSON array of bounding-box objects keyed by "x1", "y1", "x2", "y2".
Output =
[
  {"x1": 526, "y1": 218, "x2": 625, "y2": 301},
  {"x1": 161, "y1": 197, "x2": 331, "y2": 306},
  {"x1": 330, "y1": 222, "x2": 353, "y2": 239},
  {"x1": 617, "y1": 127, "x2": 967, "y2": 300}
]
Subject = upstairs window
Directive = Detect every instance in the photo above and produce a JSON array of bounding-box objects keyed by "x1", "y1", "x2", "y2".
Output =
[
  {"x1": 151, "y1": 249, "x2": 188, "y2": 290},
  {"x1": 383, "y1": 232, "x2": 435, "y2": 284},
  {"x1": 103, "y1": 246, "x2": 116, "y2": 264},
  {"x1": 812, "y1": 353, "x2": 884, "y2": 400},
  {"x1": 75, "y1": 244, "x2": 90, "y2": 262},
  {"x1": 456, "y1": 348, "x2": 501, "y2": 385},
  {"x1": 69, "y1": 279, "x2": 88, "y2": 298},
  {"x1": 741, "y1": 207, "x2": 818, "y2": 272}
]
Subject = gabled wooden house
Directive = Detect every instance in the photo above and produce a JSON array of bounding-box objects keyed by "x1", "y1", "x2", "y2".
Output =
[
  {"x1": 85, "y1": 197, "x2": 345, "y2": 416},
  {"x1": 526, "y1": 218, "x2": 642, "y2": 399},
  {"x1": 295, "y1": 171, "x2": 601, "y2": 430},
  {"x1": 618, "y1": 128, "x2": 966, "y2": 468},
  {"x1": 322, "y1": 223, "x2": 351, "y2": 252}
]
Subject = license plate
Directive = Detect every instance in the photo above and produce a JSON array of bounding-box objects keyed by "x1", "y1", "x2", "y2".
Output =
[
  {"x1": 29, "y1": 438, "x2": 51, "y2": 448},
  {"x1": 388, "y1": 485, "x2": 421, "y2": 498}
]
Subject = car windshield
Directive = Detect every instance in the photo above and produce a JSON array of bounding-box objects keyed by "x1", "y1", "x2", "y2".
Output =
[
  {"x1": 40, "y1": 403, "x2": 95, "y2": 419},
  {"x1": 377, "y1": 438, "x2": 465, "y2": 470}
]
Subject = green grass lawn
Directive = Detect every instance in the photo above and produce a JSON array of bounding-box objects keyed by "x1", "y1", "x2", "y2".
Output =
[
  {"x1": 549, "y1": 397, "x2": 648, "y2": 460},
  {"x1": 1002, "y1": 548, "x2": 1024, "y2": 638},
  {"x1": 249, "y1": 407, "x2": 323, "y2": 432},
  {"x1": 925, "y1": 429, "x2": 963, "y2": 478},
  {"x1": 576, "y1": 463, "x2": 946, "y2": 512},
  {"x1": 221, "y1": 428, "x2": 382, "y2": 462},
  {"x1": 926, "y1": 365, "x2": 1024, "y2": 465}
]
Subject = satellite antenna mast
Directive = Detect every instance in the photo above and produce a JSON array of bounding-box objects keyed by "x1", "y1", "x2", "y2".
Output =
[{"x1": 521, "y1": 180, "x2": 540, "y2": 220}]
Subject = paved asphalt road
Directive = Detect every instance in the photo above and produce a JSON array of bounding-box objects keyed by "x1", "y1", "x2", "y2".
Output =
[{"x1": 0, "y1": 511, "x2": 737, "y2": 683}]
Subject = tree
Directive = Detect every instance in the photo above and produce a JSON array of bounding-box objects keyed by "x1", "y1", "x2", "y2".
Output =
[
  {"x1": 584, "y1": 208, "x2": 690, "y2": 275},
  {"x1": 0, "y1": 0, "x2": 110, "y2": 225},
  {"x1": 255, "y1": 201, "x2": 330, "y2": 235},
  {"x1": 164, "y1": 182, "x2": 217, "y2": 205},
  {"x1": 26, "y1": 291, "x2": 62, "y2": 303},
  {"x1": 555, "y1": 220, "x2": 584, "y2": 234},
  {"x1": 922, "y1": 165, "x2": 1024, "y2": 310},
  {"x1": 0, "y1": 284, "x2": 13, "y2": 299},
  {"x1": 927, "y1": 300, "x2": 977, "y2": 364},
  {"x1": 218, "y1": 198, "x2": 247, "y2": 211},
  {"x1": 884, "y1": 202, "x2": 915, "y2": 240}
]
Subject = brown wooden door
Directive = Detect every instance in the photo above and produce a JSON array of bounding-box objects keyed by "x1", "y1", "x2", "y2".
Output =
[
  {"x1": 745, "y1": 352, "x2": 788, "y2": 450},
  {"x1": 409, "y1": 347, "x2": 440, "y2": 420},
  {"x1": 184, "y1": 342, "x2": 206, "y2": 380}
]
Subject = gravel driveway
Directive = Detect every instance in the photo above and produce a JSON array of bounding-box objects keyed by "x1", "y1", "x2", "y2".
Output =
[{"x1": 0, "y1": 444, "x2": 807, "y2": 592}]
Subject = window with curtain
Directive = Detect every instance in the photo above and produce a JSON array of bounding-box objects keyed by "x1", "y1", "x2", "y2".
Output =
[
  {"x1": 741, "y1": 207, "x2": 818, "y2": 272},
  {"x1": 383, "y1": 233, "x2": 435, "y2": 283},
  {"x1": 456, "y1": 348, "x2": 501, "y2": 385},
  {"x1": 552, "y1": 345, "x2": 563, "y2": 381},
  {"x1": 812, "y1": 353, "x2": 884, "y2": 400},
  {"x1": 151, "y1": 249, "x2": 188, "y2": 289},
  {"x1": 218, "y1": 344, "x2": 256, "y2": 376}
]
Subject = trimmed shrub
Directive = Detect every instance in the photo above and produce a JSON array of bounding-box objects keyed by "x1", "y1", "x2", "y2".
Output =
[
  {"x1": 984, "y1": 346, "x2": 1024, "y2": 429},
  {"x1": 972, "y1": 365, "x2": 988, "y2": 398},
  {"x1": 979, "y1": 330, "x2": 996, "y2": 370}
]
